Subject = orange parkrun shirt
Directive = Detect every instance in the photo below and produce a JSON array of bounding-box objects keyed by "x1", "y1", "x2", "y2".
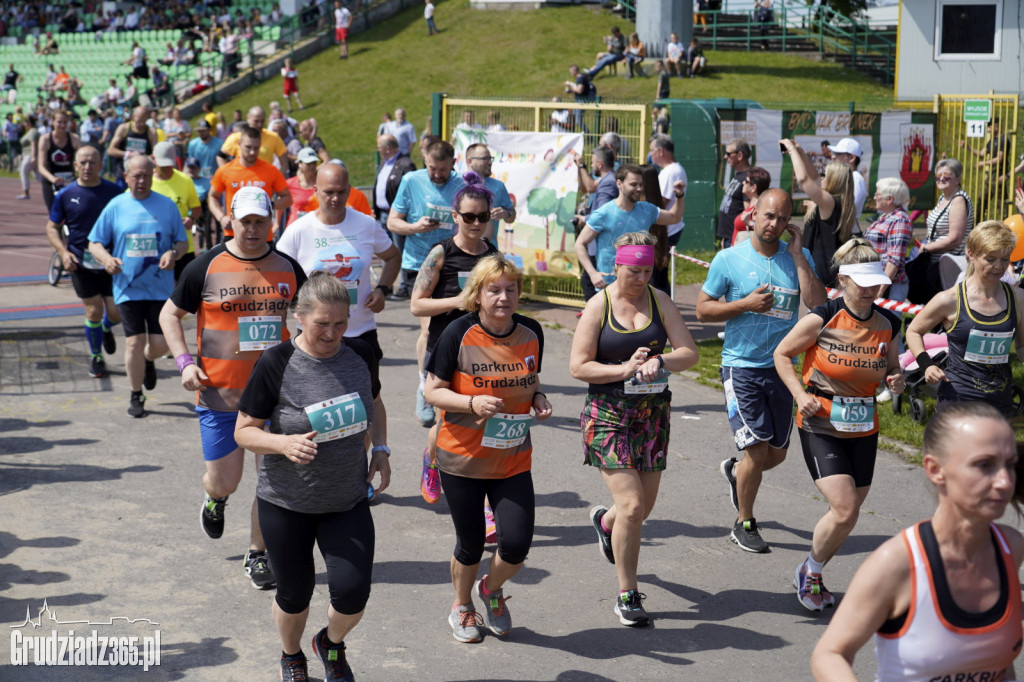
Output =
[
  {"x1": 210, "y1": 158, "x2": 288, "y2": 239},
  {"x1": 169, "y1": 243, "x2": 306, "y2": 411},
  {"x1": 427, "y1": 313, "x2": 544, "y2": 479}
]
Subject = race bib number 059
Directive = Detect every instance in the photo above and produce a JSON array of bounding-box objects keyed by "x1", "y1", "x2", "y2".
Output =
[
  {"x1": 304, "y1": 392, "x2": 368, "y2": 443},
  {"x1": 829, "y1": 396, "x2": 875, "y2": 433},
  {"x1": 481, "y1": 412, "x2": 532, "y2": 449}
]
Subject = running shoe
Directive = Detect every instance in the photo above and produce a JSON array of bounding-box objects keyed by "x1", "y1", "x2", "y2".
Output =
[
  {"x1": 280, "y1": 652, "x2": 309, "y2": 682},
  {"x1": 720, "y1": 457, "x2": 739, "y2": 512},
  {"x1": 127, "y1": 392, "x2": 146, "y2": 418},
  {"x1": 102, "y1": 328, "x2": 116, "y2": 354},
  {"x1": 876, "y1": 387, "x2": 893, "y2": 403},
  {"x1": 614, "y1": 590, "x2": 650, "y2": 627},
  {"x1": 311, "y1": 627, "x2": 354, "y2": 682},
  {"x1": 89, "y1": 356, "x2": 108, "y2": 378},
  {"x1": 484, "y1": 505, "x2": 497, "y2": 544},
  {"x1": 143, "y1": 359, "x2": 157, "y2": 390},
  {"x1": 420, "y1": 448, "x2": 441, "y2": 504},
  {"x1": 475, "y1": 576, "x2": 512, "y2": 636},
  {"x1": 200, "y1": 494, "x2": 227, "y2": 539},
  {"x1": 416, "y1": 387, "x2": 435, "y2": 427},
  {"x1": 794, "y1": 560, "x2": 835, "y2": 612},
  {"x1": 448, "y1": 603, "x2": 484, "y2": 643},
  {"x1": 730, "y1": 518, "x2": 769, "y2": 553},
  {"x1": 589, "y1": 505, "x2": 614, "y2": 564},
  {"x1": 243, "y1": 549, "x2": 276, "y2": 590}
]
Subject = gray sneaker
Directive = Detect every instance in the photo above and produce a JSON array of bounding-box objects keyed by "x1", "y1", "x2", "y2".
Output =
[
  {"x1": 475, "y1": 577, "x2": 511, "y2": 636},
  {"x1": 720, "y1": 457, "x2": 739, "y2": 512},
  {"x1": 448, "y1": 603, "x2": 483, "y2": 643},
  {"x1": 730, "y1": 518, "x2": 769, "y2": 553}
]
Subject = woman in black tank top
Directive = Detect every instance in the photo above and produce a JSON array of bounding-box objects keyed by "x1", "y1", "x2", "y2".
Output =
[
  {"x1": 411, "y1": 172, "x2": 500, "y2": 507},
  {"x1": 36, "y1": 110, "x2": 81, "y2": 211},
  {"x1": 570, "y1": 231, "x2": 699, "y2": 628},
  {"x1": 907, "y1": 220, "x2": 1024, "y2": 418}
]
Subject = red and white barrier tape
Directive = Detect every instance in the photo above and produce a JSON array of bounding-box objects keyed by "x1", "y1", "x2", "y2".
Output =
[{"x1": 670, "y1": 250, "x2": 925, "y2": 315}]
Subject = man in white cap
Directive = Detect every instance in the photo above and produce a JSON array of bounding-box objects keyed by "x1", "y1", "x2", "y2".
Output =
[
  {"x1": 159, "y1": 186, "x2": 307, "y2": 590},
  {"x1": 828, "y1": 138, "x2": 867, "y2": 218},
  {"x1": 88, "y1": 154, "x2": 188, "y2": 418},
  {"x1": 151, "y1": 140, "x2": 202, "y2": 280}
]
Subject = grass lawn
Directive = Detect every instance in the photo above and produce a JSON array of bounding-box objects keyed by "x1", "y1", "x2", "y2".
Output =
[{"x1": 209, "y1": 0, "x2": 892, "y2": 186}]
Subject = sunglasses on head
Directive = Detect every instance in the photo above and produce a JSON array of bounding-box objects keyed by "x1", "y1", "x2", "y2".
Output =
[{"x1": 458, "y1": 211, "x2": 491, "y2": 224}]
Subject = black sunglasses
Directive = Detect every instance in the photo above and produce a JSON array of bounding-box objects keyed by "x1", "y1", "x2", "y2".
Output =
[{"x1": 458, "y1": 211, "x2": 491, "y2": 223}]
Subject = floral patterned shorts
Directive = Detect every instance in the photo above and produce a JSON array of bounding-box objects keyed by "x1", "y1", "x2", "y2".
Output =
[{"x1": 580, "y1": 392, "x2": 670, "y2": 472}]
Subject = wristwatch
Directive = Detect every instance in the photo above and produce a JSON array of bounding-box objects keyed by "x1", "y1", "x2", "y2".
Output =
[
  {"x1": 375, "y1": 284, "x2": 393, "y2": 297},
  {"x1": 371, "y1": 445, "x2": 391, "y2": 457}
]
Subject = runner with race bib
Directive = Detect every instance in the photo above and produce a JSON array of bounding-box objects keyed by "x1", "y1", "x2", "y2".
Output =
[
  {"x1": 774, "y1": 239, "x2": 904, "y2": 613},
  {"x1": 907, "y1": 220, "x2": 1024, "y2": 418},
  {"x1": 570, "y1": 231, "x2": 699, "y2": 628},
  {"x1": 424, "y1": 254, "x2": 552, "y2": 643}
]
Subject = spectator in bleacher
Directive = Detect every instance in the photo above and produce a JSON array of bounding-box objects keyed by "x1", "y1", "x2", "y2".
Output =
[
  {"x1": 186, "y1": 119, "x2": 222, "y2": 183},
  {"x1": 118, "y1": 76, "x2": 138, "y2": 109},
  {"x1": 665, "y1": 32, "x2": 685, "y2": 78},
  {"x1": 159, "y1": 42, "x2": 178, "y2": 67},
  {"x1": 218, "y1": 106, "x2": 289, "y2": 168},
  {"x1": 587, "y1": 26, "x2": 626, "y2": 79},
  {"x1": 755, "y1": 0, "x2": 774, "y2": 50},
  {"x1": 66, "y1": 75, "x2": 85, "y2": 106},
  {"x1": 110, "y1": 9, "x2": 125, "y2": 32},
  {"x1": 41, "y1": 32, "x2": 59, "y2": 55},
  {"x1": 38, "y1": 64, "x2": 57, "y2": 94},
  {"x1": 268, "y1": 3, "x2": 283, "y2": 24},
  {"x1": 147, "y1": 67, "x2": 171, "y2": 107},
  {"x1": 624, "y1": 32, "x2": 646, "y2": 79},
  {"x1": 124, "y1": 41, "x2": 149, "y2": 81},
  {"x1": 124, "y1": 6, "x2": 140, "y2": 30},
  {"x1": 3, "y1": 63, "x2": 21, "y2": 104},
  {"x1": 220, "y1": 27, "x2": 241, "y2": 80},
  {"x1": 296, "y1": 118, "x2": 329, "y2": 164}
]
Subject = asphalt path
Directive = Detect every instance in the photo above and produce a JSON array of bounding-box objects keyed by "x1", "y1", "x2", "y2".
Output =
[{"x1": 3, "y1": 271, "x2": 1005, "y2": 681}]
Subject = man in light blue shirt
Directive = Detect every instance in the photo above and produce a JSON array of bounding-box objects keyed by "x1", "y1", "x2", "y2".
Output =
[
  {"x1": 696, "y1": 188, "x2": 825, "y2": 553},
  {"x1": 574, "y1": 163, "x2": 685, "y2": 290},
  {"x1": 388, "y1": 139, "x2": 465, "y2": 426},
  {"x1": 465, "y1": 142, "x2": 515, "y2": 241},
  {"x1": 88, "y1": 154, "x2": 187, "y2": 418},
  {"x1": 388, "y1": 107, "x2": 417, "y2": 156}
]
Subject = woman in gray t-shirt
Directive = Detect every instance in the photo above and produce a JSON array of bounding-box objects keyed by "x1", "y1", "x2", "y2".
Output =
[{"x1": 236, "y1": 272, "x2": 390, "y2": 682}]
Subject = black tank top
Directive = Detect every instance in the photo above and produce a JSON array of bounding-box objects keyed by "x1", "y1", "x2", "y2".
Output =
[
  {"x1": 589, "y1": 285, "x2": 670, "y2": 396},
  {"x1": 117, "y1": 126, "x2": 153, "y2": 155},
  {"x1": 939, "y1": 280, "x2": 1017, "y2": 415},
  {"x1": 46, "y1": 132, "x2": 75, "y2": 181},
  {"x1": 426, "y1": 237, "x2": 498, "y2": 353}
]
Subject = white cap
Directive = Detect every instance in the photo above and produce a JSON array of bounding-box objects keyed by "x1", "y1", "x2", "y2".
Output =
[
  {"x1": 829, "y1": 137, "x2": 863, "y2": 158},
  {"x1": 297, "y1": 147, "x2": 320, "y2": 164},
  {"x1": 152, "y1": 141, "x2": 177, "y2": 167},
  {"x1": 231, "y1": 186, "x2": 273, "y2": 218},
  {"x1": 839, "y1": 261, "x2": 891, "y2": 287}
]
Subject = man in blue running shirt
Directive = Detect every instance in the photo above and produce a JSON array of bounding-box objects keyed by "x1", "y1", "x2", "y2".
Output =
[
  {"x1": 45, "y1": 146, "x2": 124, "y2": 379},
  {"x1": 89, "y1": 154, "x2": 188, "y2": 418},
  {"x1": 697, "y1": 188, "x2": 825, "y2": 553},
  {"x1": 388, "y1": 139, "x2": 466, "y2": 427}
]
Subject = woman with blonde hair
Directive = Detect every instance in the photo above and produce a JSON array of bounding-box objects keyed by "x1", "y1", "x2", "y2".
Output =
[
  {"x1": 571, "y1": 231, "x2": 699, "y2": 627},
  {"x1": 774, "y1": 237, "x2": 904, "y2": 612},
  {"x1": 424, "y1": 254, "x2": 552, "y2": 643},
  {"x1": 907, "y1": 220, "x2": 1024, "y2": 417},
  {"x1": 782, "y1": 139, "x2": 858, "y2": 288},
  {"x1": 811, "y1": 402, "x2": 1022, "y2": 680}
]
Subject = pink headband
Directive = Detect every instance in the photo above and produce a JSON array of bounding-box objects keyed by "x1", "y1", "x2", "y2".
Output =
[{"x1": 615, "y1": 245, "x2": 655, "y2": 267}]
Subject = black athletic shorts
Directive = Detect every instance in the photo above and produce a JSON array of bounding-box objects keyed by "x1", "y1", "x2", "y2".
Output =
[
  {"x1": 799, "y1": 428, "x2": 878, "y2": 488},
  {"x1": 71, "y1": 267, "x2": 113, "y2": 300},
  {"x1": 117, "y1": 300, "x2": 165, "y2": 338},
  {"x1": 346, "y1": 328, "x2": 383, "y2": 361}
]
